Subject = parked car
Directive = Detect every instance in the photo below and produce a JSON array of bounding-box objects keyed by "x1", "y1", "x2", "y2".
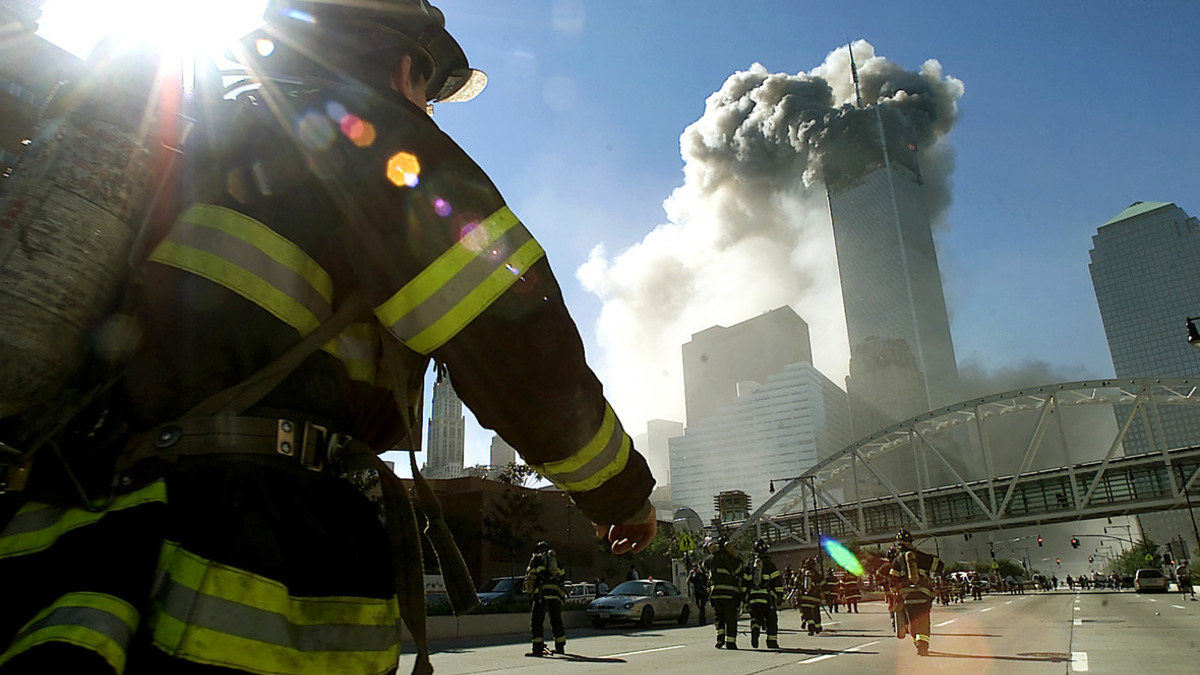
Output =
[
  {"x1": 586, "y1": 579, "x2": 691, "y2": 628},
  {"x1": 1134, "y1": 568, "x2": 1169, "y2": 593},
  {"x1": 565, "y1": 581, "x2": 597, "y2": 606},
  {"x1": 476, "y1": 576, "x2": 530, "y2": 606}
]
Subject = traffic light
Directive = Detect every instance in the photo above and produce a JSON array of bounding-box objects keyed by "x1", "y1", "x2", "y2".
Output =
[
  {"x1": 1164, "y1": 553, "x2": 1174, "y2": 566},
  {"x1": 1071, "y1": 537, "x2": 1080, "y2": 549},
  {"x1": 1037, "y1": 535, "x2": 1043, "y2": 547}
]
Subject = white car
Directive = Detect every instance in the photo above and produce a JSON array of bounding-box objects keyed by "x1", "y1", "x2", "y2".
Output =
[
  {"x1": 1134, "y1": 568, "x2": 1169, "y2": 593},
  {"x1": 586, "y1": 579, "x2": 692, "y2": 628}
]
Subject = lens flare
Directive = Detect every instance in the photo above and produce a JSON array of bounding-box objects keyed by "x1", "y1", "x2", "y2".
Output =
[
  {"x1": 821, "y1": 537, "x2": 863, "y2": 576},
  {"x1": 386, "y1": 151, "x2": 420, "y2": 188}
]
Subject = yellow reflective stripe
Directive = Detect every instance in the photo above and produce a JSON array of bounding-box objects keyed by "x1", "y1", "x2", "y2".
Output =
[
  {"x1": 0, "y1": 592, "x2": 138, "y2": 673},
  {"x1": 151, "y1": 542, "x2": 400, "y2": 675},
  {"x1": 375, "y1": 206, "x2": 547, "y2": 354},
  {"x1": 530, "y1": 403, "x2": 631, "y2": 492},
  {"x1": 177, "y1": 204, "x2": 334, "y2": 305},
  {"x1": 0, "y1": 481, "x2": 167, "y2": 560}
]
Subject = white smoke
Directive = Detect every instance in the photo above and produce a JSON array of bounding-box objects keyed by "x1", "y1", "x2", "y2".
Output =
[{"x1": 577, "y1": 41, "x2": 965, "y2": 433}]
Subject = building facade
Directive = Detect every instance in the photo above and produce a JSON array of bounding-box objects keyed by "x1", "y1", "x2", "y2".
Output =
[
  {"x1": 669, "y1": 361, "x2": 852, "y2": 522},
  {"x1": 824, "y1": 106, "x2": 960, "y2": 435},
  {"x1": 424, "y1": 369, "x2": 466, "y2": 479},
  {"x1": 682, "y1": 306, "x2": 813, "y2": 426},
  {"x1": 1088, "y1": 201, "x2": 1200, "y2": 553}
]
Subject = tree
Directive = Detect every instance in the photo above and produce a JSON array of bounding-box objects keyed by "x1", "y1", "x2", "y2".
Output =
[
  {"x1": 1104, "y1": 538, "x2": 1159, "y2": 577},
  {"x1": 481, "y1": 463, "x2": 545, "y2": 578}
]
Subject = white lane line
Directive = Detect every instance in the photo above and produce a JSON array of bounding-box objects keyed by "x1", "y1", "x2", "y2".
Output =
[
  {"x1": 602, "y1": 645, "x2": 686, "y2": 658},
  {"x1": 935, "y1": 619, "x2": 956, "y2": 627},
  {"x1": 1072, "y1": 651, "x2": 1089, "y2": 671},
  {"x1": 980, "y1": 607, "x2": 994, "y2": 612},
  {"x1": 1005, "y1": 600, "x2": 1013, "y2": 605},
  {"x1": 1073, "y1": 618, "x2": 1082, "y2": 626},
  {"x1": 1074, "y1": 606, "x2": 1081, "y2": 611},
  {"x1": 1173, "y1": 605, "x2": 1186, "y2": 609},
  {"x1": 798, "y1": 641, "x2": 878, "y2": 665},
  {"x1": 1147, "y1": 598, "x2": 1157, "y2": 602}
]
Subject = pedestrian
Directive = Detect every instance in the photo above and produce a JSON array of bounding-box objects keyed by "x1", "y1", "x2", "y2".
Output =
[
  {"x1": 703, "y1": 535, "x2": 743, "y2": 649},
  {"x1": 742, "y1": 539, "x2": 783, "y2": 649},
  {"x1": 687, "y1": 565, "x2": 710, "y2": 625},
  {"x1": 1176, "y1": 563, "x2": 1195, "y2": 601},
  {"x1": 0, "y1": 2, "x2": 659, "y2": 673},
  {"x1": 526, "y1": 541, "x2": 566, "y2": 656},
  {"x1": 596, "y1": 577, "x2": 609, "y2": 597},
  {"x1": 627, "y1": 564, "x2": 640, "y2": 581},
  {"x1": 889, "y1": 529, "x2": 944, "y2": 657}
]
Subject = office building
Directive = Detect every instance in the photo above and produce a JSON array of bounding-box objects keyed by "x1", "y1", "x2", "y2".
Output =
[
  {"x1": 1088, "y1": 201, "x2": 1200, "y2": 553},
  {"x1": 669, "y1": 360, "x2": 851, "y2": 522},
  {"x1": 824, "y1": 106, "x2": 960, "y2": 436},
  {"x1": 424, "y1": 368, "x2": 466, "y2": 479},
  {"x1": 682, "y1": 306, "x2": 812, "y2": 426},
  {"x1": 489, "y1": 434, "x2": 516, "y2": 470}
]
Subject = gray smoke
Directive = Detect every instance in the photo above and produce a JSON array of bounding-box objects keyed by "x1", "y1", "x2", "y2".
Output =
[{"x1": 578, "y1": 41, "x2": 964, "y2": 430}]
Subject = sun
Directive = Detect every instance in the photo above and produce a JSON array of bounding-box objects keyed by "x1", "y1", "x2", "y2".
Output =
[{"x1": 37, "y1": 0, "x2": 270, "y2": 61}]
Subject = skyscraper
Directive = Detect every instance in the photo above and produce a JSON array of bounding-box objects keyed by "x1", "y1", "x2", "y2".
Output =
[
  {"x1": 824, "y1": 106, "x2": 960, "y2": 437},
  {"x1": 425, "y1": 368, "x2": 466, "y2": 479},
  {"x1": 682, "y1": 306, "x2": 812, "y2": 426},
  {"x1": 1088, "y1": 201, "x2": 1200, "y2": 552}
]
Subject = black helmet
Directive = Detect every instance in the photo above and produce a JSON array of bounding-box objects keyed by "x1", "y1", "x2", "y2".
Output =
[
  {"x1": 240, "y1": 0, "x2": 486, "y2": 103},
  {"x1": 753, "y1": 538, "x2": 769, "y2": 554},
  {"x1": 535, "y1": 540, "x2": 549, "y2": 552},
  {"x1": 896, "y1": 529, "x2": 914, "y2": 546}
]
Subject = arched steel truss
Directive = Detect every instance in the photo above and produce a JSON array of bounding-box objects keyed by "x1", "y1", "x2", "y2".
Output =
[{"x1": 730, "y1": 377, "x2": 1200, "y2": 547}]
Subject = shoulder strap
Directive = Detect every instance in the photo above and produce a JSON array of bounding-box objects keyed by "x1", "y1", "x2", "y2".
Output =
[{"x1": 183, "y1": 292, "x2": 369, "y2": 418}]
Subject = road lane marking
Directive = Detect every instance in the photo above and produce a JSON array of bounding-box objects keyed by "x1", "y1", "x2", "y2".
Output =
[
  {"x1": 935, "y1": 619, "x2": 956, "y2": 627},
  {"x1": 1074, "y1": 606, "x2": 1081, "y2": 611},
  {"x1": 1072, "y1": 651, "x2": 1089, "y2": 671},
  {"x1": 799, "y1": 641, "x2": 878, "y2": 665},
  {"x1": 1147, "y1": 598, "x2": 1157, "y2": 602},
  {"x1": 1173, "y1": 605, "x2": 1186, "y2": 609},
  {"x1": 603, "y1": 645, "x2": 686, "y2": 658},
  {"x1": 980, "y1": 607, "x2": 994, "y2": 612},
  {"x1": 1073, "y1": 618, "x2": 1082, "y2": 626},
  {"x1": 1005, "y1": 600, "x2": 1013, "y2": 605}
]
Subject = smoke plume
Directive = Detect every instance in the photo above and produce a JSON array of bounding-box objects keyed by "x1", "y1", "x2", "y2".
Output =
[{"x1": 577, "y1": 41, "x2": 965, "y2": 431}]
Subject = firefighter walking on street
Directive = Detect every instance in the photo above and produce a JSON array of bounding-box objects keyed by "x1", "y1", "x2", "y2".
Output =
[
  {"x1": 526, "y1": 541, "x2": 567, "y2": 656},
  {"x1": 889, "y1": 529, "x2": 944, "y2": 656},
  {"x1": 796, "y1": 557, "x2": 825, "y2": 635},
  {"x1": 687, "y1": 564, "x2": 710, "y2": 625},
  {"x1": 742, "y1": 539, "x2": 783, "y2": 649},
  {"x1": 703, "y1": 535, "x2": 743, "y2": 649}
]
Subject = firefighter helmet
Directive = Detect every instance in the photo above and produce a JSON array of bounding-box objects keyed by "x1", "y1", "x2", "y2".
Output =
[
  {"x1": 535, "y1": 540, "x2": 549, "y2": 552},
  {"x1": 896, "y1": 528, "x2": 914, "y2": 547},
  {"x1": 241, "y1": 0, "x2": 486, "y2": 103},
  {"x1": 753, "y1": 538, "x2": 769, "y2": 554}
]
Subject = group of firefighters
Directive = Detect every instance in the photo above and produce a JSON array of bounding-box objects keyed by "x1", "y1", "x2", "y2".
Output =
[{"x1": 677, "y1": 529, "x2": 943, "y2": 656}]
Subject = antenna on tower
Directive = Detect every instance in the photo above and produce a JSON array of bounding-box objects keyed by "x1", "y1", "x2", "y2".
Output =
[{"x1": 848, "y1": 39, "x2": 863, "y2": 108}]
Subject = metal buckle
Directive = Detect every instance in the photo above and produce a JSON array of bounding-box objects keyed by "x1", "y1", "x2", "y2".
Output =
[{"x1": 299, "y1": 421, "x2": 328, "y2": 472}]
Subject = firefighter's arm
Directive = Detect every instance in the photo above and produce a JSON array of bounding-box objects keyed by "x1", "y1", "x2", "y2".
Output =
[{"x1": 357, "y1": 115, "x2": 655, "y2": 529}]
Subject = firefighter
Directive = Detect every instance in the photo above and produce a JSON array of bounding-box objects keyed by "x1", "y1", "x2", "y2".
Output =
[
  {"x1": 797, "y1": 557, "x2": 825, "y2": 635},
  {"x1": 703, "y1": 535, "x2": 743, "y2": 649},
  {"x1": 526, "y1": 541, "x2": 567, "y2": 656},
  {"x1": 889, "y1": 529, "x2": 944, "y2": 656},
  {"x1": 0, "y1": 2, "x2": 659, "y2": 673},
  {"x1": 843, "y1": 574, "x2": 862, "y2": 613},
  {"x1": 742, "y1": 538, "x2": 783, "y2": 649}
]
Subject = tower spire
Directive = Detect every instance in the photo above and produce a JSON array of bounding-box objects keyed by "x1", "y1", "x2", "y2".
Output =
[{"x1": 848, "y1": 40, "x2": 864, "y2": 108}]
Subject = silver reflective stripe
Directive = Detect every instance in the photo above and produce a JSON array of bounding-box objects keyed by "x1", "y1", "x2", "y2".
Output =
[
  {"x1": 16, "y1": 605, "x2": 134, "y2": 650},
  {"x1": 157, "y1": 575, "x2": 397, "y2": 653},
  {"x1": 1, "y1": 504, "x2": 65, "y2": 537}
]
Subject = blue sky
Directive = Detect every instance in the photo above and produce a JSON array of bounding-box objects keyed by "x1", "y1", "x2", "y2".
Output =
[{"x1": 37, "y1": 1, "x2": 1200, "y2": 469}]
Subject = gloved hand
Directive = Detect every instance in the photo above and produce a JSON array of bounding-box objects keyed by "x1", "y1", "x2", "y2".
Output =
[{"x1": 594, "y1": 502, "x2": 657, "y2": 554}]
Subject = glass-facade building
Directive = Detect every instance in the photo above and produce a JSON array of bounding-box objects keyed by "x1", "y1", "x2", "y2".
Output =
[
  {"x1": 825, "y1": 106, "x2": 960, "y2": 436},
  {"x1": 1088, "y1": 201, "x2": 1200, "y2": 553},
  {"x1": 669, "y1": 361, "x2": 852, "y2": 522}
]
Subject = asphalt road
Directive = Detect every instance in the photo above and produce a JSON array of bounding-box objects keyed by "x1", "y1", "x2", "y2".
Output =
[{"x1": 401, "y1": 588, "x2": 1200, "y2": 674}]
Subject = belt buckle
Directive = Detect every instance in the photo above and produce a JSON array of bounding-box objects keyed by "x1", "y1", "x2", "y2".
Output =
[{"x1": 299, "y1": 421, "x2": 328, "y2": 472}]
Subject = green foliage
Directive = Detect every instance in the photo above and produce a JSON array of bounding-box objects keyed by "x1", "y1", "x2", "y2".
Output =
[
  {"x1": 481, "y1": 477, "x2": 545, "y2": 578},
  {"x1": 990, "y1": 558, "x2": 1026, "y2": 579},
  {"x1": 1104, "y1": 538, "x2": 1159, "y2": 576}
]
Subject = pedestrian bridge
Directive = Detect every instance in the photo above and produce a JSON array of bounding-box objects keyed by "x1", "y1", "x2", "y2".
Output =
[{"x1": 729, "y1": 378, "x2": 1200, "y2": 548}]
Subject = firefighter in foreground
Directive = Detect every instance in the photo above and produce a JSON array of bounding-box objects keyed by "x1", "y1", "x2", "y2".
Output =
[
  {"x1": 526, "y1": 541, "x2": 567, "y2": 656},
  {"x1": 742, "y1": 538, "x2": 783, "y2": 649},
  {"x1": 889, "y1": 529, "x2": 944, "y2": 656},
  {"x1": 703, "y1": 535, "x2": 743, "y2": 649},
  {"x1": 796, "y1": 557, "x2": 825, "y2": 635},
  {"x1": 0, "y1": 1, "x2": 658, "y2": 673}
]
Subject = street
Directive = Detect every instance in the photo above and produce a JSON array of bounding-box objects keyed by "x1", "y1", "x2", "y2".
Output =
[{"x1": 402, "y1": 589, "x2": 1200, "y2": 674}]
